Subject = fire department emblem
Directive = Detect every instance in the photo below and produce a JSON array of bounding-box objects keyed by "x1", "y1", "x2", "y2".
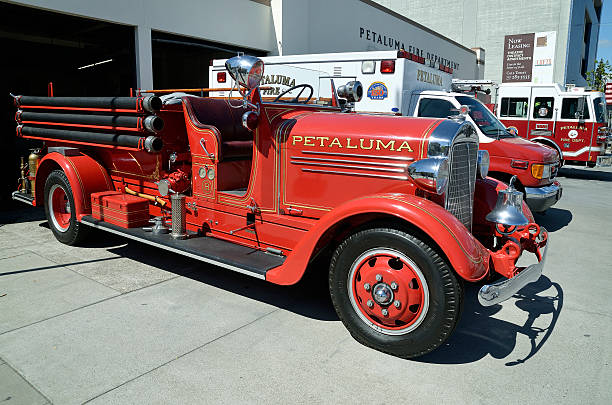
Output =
[
  {"x1": 367, "y1": 82, "x2": 388, "y2": 100},
  {"x1": 568, "y1": 129, "x2": 578, "y2": 139}
]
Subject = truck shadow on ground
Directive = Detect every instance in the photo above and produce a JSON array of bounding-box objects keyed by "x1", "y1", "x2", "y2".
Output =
[
  {"x1": 90, "y1": 230, "x2": 563, "y2": 364},
  {"x1": 417, "y1": 276, "x2": 563, "y2": 365},
  {"x1": 0, "y1": 205, "x2": 46, "y2": 226},
  {"x1": 533, "y1": 208, "x2": 572, "y2": 232},
  {"x1": 559, "y1": 166, "x2": 612, "y2": 182}
]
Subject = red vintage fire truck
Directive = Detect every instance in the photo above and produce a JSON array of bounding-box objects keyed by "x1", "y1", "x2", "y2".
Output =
[
  {"x1": 11, "y1": 55, "x2": 548, "y2": 358},
  {"x1": 495, "y1": 83, "x2": 611, "y2": 167}
]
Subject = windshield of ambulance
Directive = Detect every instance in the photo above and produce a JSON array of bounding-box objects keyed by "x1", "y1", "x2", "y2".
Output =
[
  {"x1": 257, "y1": 65, "x2": 346, "y2": 106},
  {"x1": 593, "y1": 97, "x2": 608, "y2": 123},
  {"x1": 455, "y1": 95, "x2": 513, "y2": 139}
]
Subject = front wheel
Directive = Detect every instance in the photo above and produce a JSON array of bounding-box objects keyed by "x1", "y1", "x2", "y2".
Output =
[
  {"x1": 44, "y1": 170, "x2": 88, "y2": 245},
  {"x1": 329, "y1": 227, "x2": 463, "y2": 358}
]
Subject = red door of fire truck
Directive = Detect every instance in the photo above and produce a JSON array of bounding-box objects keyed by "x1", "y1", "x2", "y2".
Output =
[
  {"x1": 552, "y1": 95, "x2": 595, "y2": 163},
  {"x1": 526, "y1": 87, "x2": 557, "y2": 143}
]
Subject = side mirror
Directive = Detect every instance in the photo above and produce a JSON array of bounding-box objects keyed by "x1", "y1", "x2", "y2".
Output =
[{"x1": 225, "y1": 55, "x2": 264, "y2": 90}]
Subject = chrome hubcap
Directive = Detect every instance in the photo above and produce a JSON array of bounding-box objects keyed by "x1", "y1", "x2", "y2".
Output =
[{"x1": 372, "y1": 283, "x2": 394, "y2": 306}]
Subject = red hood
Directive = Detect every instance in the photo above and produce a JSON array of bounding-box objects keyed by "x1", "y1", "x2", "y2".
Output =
[{"x1": 482, "y1": 137, "x2": 559, "y2": 163}]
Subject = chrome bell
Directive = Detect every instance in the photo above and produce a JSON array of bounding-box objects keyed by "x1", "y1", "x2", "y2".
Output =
[{"x1": 485, "y1": 176, "x2": 529, "y2": 227}]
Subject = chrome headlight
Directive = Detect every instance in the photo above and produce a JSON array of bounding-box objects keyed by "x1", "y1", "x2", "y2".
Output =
[
  {"x1": 408, "y1": 157, "x2": 449, "y2": 195},
  {"x1": 477, "y1": 150, "x2": 489, "y2": 179}
]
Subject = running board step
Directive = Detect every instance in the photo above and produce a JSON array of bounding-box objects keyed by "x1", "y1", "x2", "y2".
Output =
[
  {"x1": 80, "y1": 215, "x2": 284, "y2": 279},
  {"x1": 12, "y1": 191, "x2": 35, "y2": 206}
]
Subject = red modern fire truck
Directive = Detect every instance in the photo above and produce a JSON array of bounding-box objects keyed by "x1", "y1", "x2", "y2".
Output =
[
  {"x1": 12, "y1": 55, "x2": 548, "y2": 358},
  {"x1": 211, "y1": 51, "x2": 563, "y2": 213},
  {"x1": 494, "y1": 83, "x2": 611, "y2": 167}
]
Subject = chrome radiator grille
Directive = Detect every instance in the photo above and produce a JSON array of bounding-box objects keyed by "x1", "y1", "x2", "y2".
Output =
[{"x1": 445, "y1": 141, "x2": 478, "y2": 230}]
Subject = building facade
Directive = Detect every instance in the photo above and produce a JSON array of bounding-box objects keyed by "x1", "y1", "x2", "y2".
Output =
[{"x1": 374, "y1": 0, "x2": 603, "y2": 86}]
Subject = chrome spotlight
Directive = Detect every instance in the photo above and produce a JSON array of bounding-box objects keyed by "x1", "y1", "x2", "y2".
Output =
[
  {"x1": 485, "y1": 176, "x2": 529, "y2": 227},
  {"x1": 225, "y1": 55, "x2": 264, "y2": 90}
]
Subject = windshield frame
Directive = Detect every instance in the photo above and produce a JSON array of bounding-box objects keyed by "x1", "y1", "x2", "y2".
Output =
[{"x1": 455, "y1": 95, "x2": 514, "y2": 139}]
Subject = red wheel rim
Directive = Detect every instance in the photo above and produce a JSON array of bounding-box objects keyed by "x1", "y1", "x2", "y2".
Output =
[
  {"x1": 49, "y1": 184, "x2": 71, "y2": 232},
  {"x1": 348, "y1": 249, "x2": 429, "y2": 335}
]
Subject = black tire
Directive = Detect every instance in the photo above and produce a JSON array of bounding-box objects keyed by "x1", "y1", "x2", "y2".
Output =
[
  {"x1": 329, "y1": 227, "x2": 463, "y2": 358},
  {"x1": 43, "y1": 170, "x2": 88, "y2": 245}
]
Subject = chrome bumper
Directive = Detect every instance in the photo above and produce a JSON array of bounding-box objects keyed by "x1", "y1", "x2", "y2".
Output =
[
  {"x1": 478, "y1": 227, "x2": 549, "y2": 307},
  {"x1": 524, "y1": 182, "x2": 562, "y2": 212}
]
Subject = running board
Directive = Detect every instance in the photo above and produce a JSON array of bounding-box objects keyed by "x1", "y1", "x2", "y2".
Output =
[
  {"x1": 12, "y1": 191, "x2": 35, "y2": 206},
  {"x1": 80, "y1": 215, "x2": 285, "y2": 280}
]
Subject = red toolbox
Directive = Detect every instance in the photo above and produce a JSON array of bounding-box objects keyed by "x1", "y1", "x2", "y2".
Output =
[{"x1": 91, "y1": 191, "x2": 150, "y2": 228}]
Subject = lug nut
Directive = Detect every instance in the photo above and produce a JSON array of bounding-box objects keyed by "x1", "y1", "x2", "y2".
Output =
[
  {"x1": 367, "y1": 300, "x2": 374, "y2": 308},
  {"x1": 382, "y1": 309, "x2": 389, "y2": 316},
  {"x1": 394, "y1": 300, "x2": 401, "y2": 308},
  {"x1": 364, "y1": 283, "x2": 371, "y2": 291},
  {"x1": 375, "y1": 274, "x2": 382, "y2": 282},
  {"x1": 390, "y1": 282, "x2": 398, "y2": 290}
]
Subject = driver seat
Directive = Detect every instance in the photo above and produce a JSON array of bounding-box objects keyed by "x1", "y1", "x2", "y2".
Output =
[{"x1": 182, "y1": 96, "x2": 253, "y2": 161}]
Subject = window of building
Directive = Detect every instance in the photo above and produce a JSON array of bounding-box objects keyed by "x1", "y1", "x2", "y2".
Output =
[
  {"x1": 500, "y1": 97, "x2": 529, "y2": 117},
  {"x1": 582, "y1": 13, "x2": 592, "y2": 78},
  {"x1": 561, "y1": 97, "x2": 590, "y2": 119},
  {"x1": 595, "y1": 0, "x2": 603, "y2": 20},
  {"x1": 417, "y1": 98, "x2": 454, "y2": 118},
  {"x1": 533, "y1": 97, "x2": 554, "y2": 119}
]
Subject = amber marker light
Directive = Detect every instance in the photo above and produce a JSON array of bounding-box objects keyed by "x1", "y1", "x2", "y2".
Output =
[{"x1": 531, "y1": 164, "x2": 544, "y2": 179}]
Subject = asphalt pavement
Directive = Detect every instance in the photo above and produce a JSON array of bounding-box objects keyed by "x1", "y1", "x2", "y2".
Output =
[{"x1": 0, "y1": 164, "x2": 611, "y2": 404}]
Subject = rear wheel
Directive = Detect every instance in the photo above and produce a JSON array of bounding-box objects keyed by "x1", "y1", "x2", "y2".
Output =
[
  {"x1": 44, "y1": 170, "x2": 88, "y2": 245},
  {"x1": 329, "y1": 227, "x2": 463, "y2": 358}
]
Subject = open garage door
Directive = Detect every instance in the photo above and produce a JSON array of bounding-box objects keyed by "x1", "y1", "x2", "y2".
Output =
[
  {"x1": 0, "y1": 3, "x2": 136, "y2": 207},
  {"x1": 151, "y1": 31, "x2": 265, "y2": 90}
]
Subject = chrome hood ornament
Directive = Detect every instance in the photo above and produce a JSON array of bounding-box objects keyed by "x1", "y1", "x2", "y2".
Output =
[{"x1": 485, "y1": 176, "x2": 529, "y2": 227}]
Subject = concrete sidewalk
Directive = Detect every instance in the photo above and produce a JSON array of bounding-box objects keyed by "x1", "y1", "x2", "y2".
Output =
[{"x1": 1, "y1": 165, "x2": 611, "y2": 404}]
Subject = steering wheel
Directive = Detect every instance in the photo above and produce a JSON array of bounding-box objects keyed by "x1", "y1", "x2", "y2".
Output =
[{"x1": 273, "y1": 84, "x2": 314, "y2": 104}]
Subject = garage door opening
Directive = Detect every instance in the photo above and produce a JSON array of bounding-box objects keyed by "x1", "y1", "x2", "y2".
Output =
[
  {"x1": 152, "y1": 31, "x2": 265, "y2": 91},
  {"x1": 0, "y1": 3, "x2": 136, "y2": 207}
]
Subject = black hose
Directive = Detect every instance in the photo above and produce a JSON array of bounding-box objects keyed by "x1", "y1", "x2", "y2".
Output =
[
  {"x1": 17, "y1": 111, "x2": 164, "y2": 132},
  {"x1": 15, "y1": 95, "x2": 162, "y2": 113},
  {"x1": 18, "y1": 125, "x2": 162, "y2": 152}
]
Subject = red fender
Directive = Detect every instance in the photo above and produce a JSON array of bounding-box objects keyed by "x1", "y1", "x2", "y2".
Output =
[
  {"x1": 266, "y1": 193, "x2": 491, "y2": 285},
  {"x1": 35, "y1": 151, "x2": 113, "y2": 218}
]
